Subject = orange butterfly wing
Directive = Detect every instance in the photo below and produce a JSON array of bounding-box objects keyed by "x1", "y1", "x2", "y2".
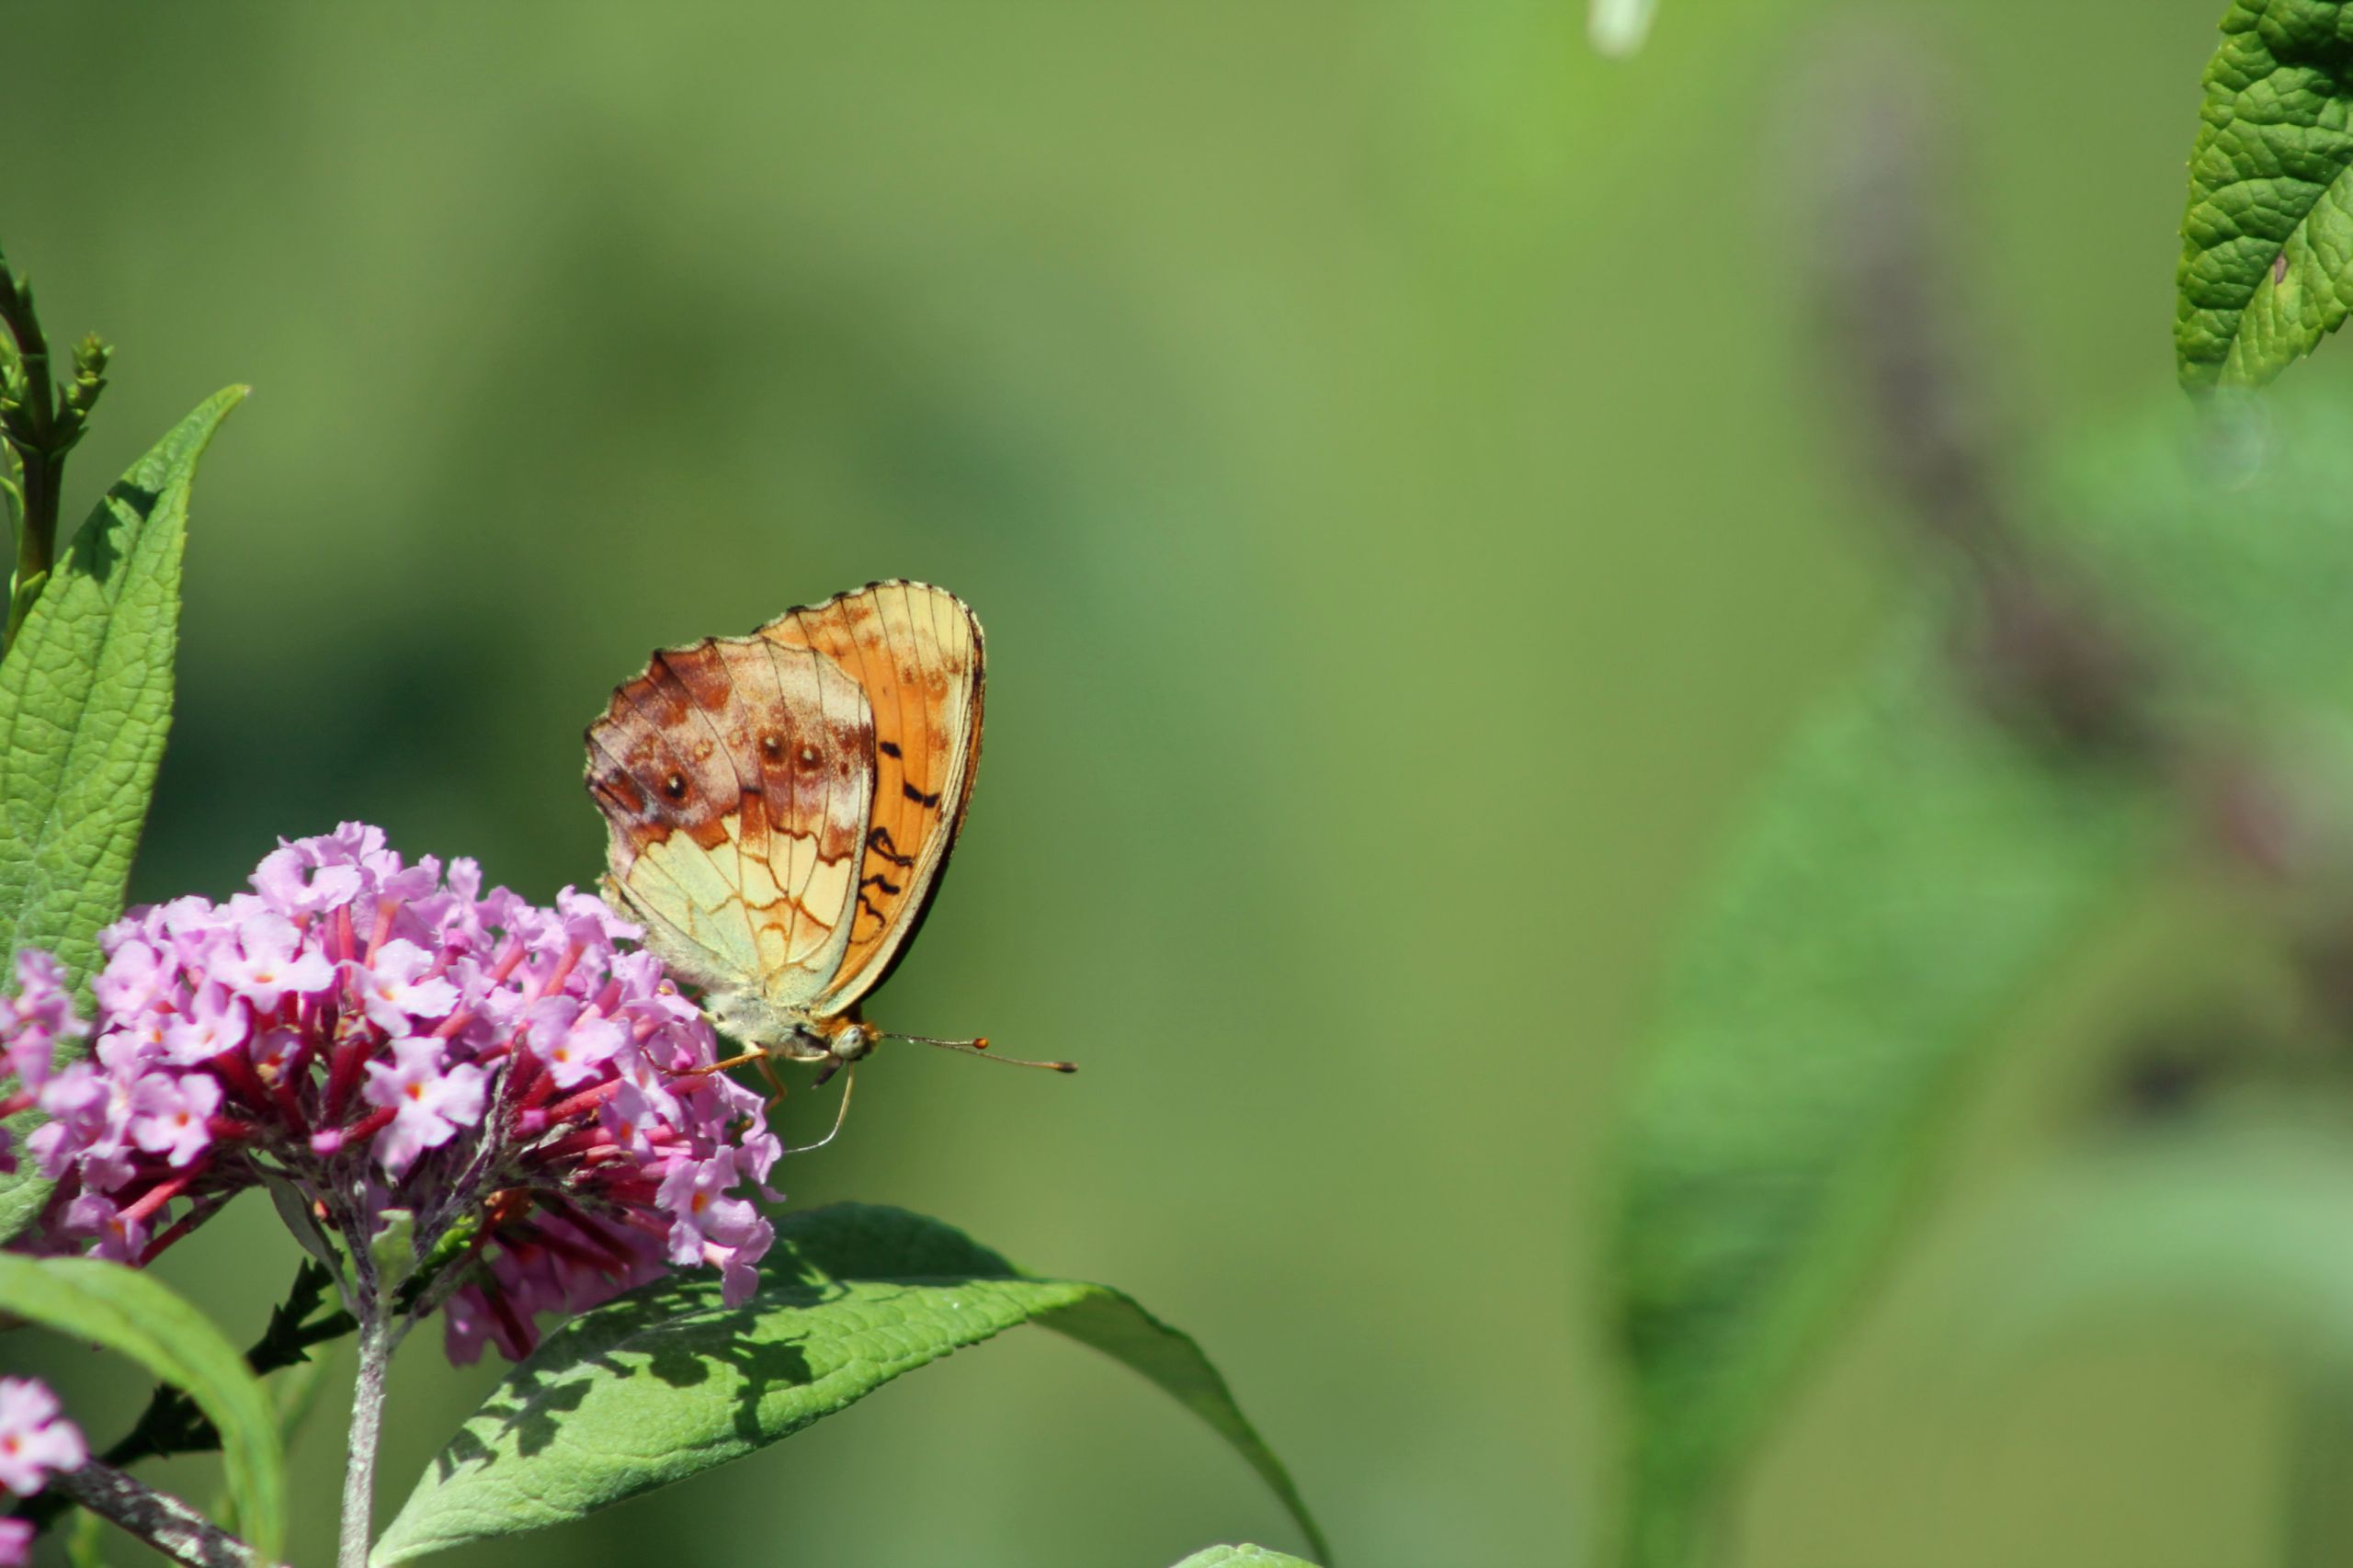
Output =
[
  {"x1": 585, "y1": 631, "x2": 875, "y2": 1006},
  {"x1": 764, "y1": 579, "x2": 983, "y2": 1015}
]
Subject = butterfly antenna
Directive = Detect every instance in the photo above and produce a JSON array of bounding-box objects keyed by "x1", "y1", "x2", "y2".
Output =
[
  {"x1": 782, "y1": 1067, "x2": 855, "y2": 1155},
  {"x1": 889, "y1": 1034, "x2": 1077, "y2": 1074}
]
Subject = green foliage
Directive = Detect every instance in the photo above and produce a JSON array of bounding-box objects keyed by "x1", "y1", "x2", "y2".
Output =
[
  {"x1": 61, "y1": 335, "x2": 109, "y2": 429},
  {"x1": 2047, "y1": 390, "x2": 2353, "y2": 713},
  {"x1": 0, "y1": 384, "x2": 243, "y2": 986},
  {"x1": 0, "y1": 386, "x2": 244, "y2": 1244},
  {"x1": 1611, "y1": 624, "x2": 2168, "y2": 1567},
  {"x1": 95, "y1": 1260, "x2": 354, "y2": 1481},
  {"x1": 1924, "y1": 1119, "x2": 2353, "y2": 1370},
  {"x1": 2177, "y1": 0, "x2": 2353, "y2": 388},
  {"x1": 1172, "y1": 1548, "x2": 1323, "y2": 1568},
  {"x1": 372, "y1": 1204, "x2": 1325, "y2": 1567},
  {"x1": 0, "y1": 1252, "x2": 288, "y2": 1564},
  {"x1": 0, "y1": 1119, "x2": 55, "y2": 1245},
  {"x1": 1613, "y1": 381, "x2": 2353, "y2": 1566},
  {"x1": 0, "y1": 247, "x2": 111, "y2": 645}
]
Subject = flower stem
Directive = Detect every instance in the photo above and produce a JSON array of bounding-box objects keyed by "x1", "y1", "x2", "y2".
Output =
[{"x1": 336, "y1": 1309, "x2": 393, "y2": 1568}]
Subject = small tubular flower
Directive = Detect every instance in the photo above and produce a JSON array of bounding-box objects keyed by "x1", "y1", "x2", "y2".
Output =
[
  {"x1": 0, "y1": 1376, "x2": 85, "y2": 1497},
  {"x1": 361, "y1": 1038, "x2": 489, "y2": 1176},
  {"x1": 0, "y1": 824, "x2": 781, "y2": 1359}
]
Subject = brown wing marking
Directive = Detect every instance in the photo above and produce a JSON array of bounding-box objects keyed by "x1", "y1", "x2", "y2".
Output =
[
  {"x1": 582, "y1": 631, "x2": 873, "y2": 1003},
  {"x1": 632, "y1": 647, "x2": 765, "y2": 966},
  {"x1": 760, "y1": 578, "x2": 983, "y2": 1014}
]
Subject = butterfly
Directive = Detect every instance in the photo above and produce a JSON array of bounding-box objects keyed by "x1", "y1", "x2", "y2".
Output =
[{"x1": 583, "y1": 579, "x2": 1071, "y2": 1087}]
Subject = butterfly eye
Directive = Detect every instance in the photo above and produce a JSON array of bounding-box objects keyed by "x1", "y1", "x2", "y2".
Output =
[{"x1": 663, "y1": 771, "x2": 688, "y2": 801}]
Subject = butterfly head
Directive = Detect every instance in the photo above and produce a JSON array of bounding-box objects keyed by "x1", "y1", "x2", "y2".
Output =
[
  {"x1": 699, "y1": 989, "x2": 875, "y2": 1068},
  {"x1": 820, "y1": 1017, "x2": 880, "y2": 1063}
]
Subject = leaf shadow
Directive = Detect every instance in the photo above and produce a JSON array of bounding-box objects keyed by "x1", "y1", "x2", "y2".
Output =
[
  {"x1": 68, "y1": 480, "x2": 162, "y2": 583},
  {"x1": 428, "y1": 1269, "x2": 1005, "y2": 1482}
]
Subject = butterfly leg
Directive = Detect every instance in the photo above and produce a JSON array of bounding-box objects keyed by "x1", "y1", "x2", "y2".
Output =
[{"x1": 755, "y1": 1052, "x2": 790, "y2": 1111}]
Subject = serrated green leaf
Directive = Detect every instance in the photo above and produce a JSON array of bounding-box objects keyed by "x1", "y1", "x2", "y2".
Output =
[
  {"x1": 0, "y1": 1252, "x2": 286, "y2": 1564},
  {"x1": 1611, "y1": 631, "x2": 2170, "y2": 1567},
  {"x1": 0, "y1": 385, "x2": 244, "y2": 1244},
  {"x1": 372, "y1": 1203, "x2": 1324, "y2": 1567},
  {"x1": 2177, "y1": 1, "x2": 2353, "y2": 388},
  {"x1": 1172, "y1": 1547, "x2": 1323, "y2": 1568}
]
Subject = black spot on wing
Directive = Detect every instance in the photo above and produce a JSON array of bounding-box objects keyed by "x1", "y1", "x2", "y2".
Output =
[{"x1": 867, "y1": 826, "x2": 918, "y2": 867}]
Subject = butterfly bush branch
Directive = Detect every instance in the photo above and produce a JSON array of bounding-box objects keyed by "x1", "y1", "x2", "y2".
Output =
[
  {"x1": 0, "y1": 242, "x2": 108, "y2": 650},
  {"x1": 335, "y1": 1301, "x2": 392, "y2": 1568},
  {"x1": 1801, "y1": 32, "x2": 2160, "y2": 760},
  {"x1": 1800, "y1": 31, "x2": 2353, "y2": 971},
  {"x1": 47, "y1": 1462, "x2": 262, "y2": 1568}
]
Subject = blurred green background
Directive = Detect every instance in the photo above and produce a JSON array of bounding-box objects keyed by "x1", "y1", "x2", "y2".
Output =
[{"x1": 0, "y1": 3, "x2": 2289, "y2": 1564}]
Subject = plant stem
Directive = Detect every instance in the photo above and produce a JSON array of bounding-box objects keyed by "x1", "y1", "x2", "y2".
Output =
[
  {"x1": 0, "y1": 244, "x2": 107, "y2": 651},
  {"x1": 336, "y1": 1309, "x2": 393, "y2": 1568},
  {"x1": 50, "y1": 1460, "x2": 262, "y2": 1568},
  {"x1": 0, "y1": 251, "x2": 63, "y2": 592}
]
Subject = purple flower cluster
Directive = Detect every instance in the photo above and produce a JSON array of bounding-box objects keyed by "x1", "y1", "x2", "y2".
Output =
[
  {"x1": 3, "y1": 824, "x2": 780, "y2": 1360},
  {"x1": 0, "y1": 1377, "x2": 85, "y2": 1566}
]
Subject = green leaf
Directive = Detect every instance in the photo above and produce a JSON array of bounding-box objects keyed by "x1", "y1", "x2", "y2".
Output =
[
  {"x1": 1610, "y1": 622, "x2": 2173, "y2": 1567},
  {"x1": 1985, "y1": 1126, "x2": 2353, "y2": 1354},
  {"x1": 0, "y1": 385, "x2": 244, "y2": 1244},
  {"x1": 1172, "y1": 1548, "x2": 1323, "y2": 1568},
  {"x1": 2177, "y1": 1, "x2": 2353, "y2": 388},
  {"x1": 372, "y1": 1204, "x2": 1324, "y2": 1567},
  {"x1": 0, "y1": 1108, "x2": 55, "y2": 1244},
  {"x1": 1879, "y1": 1117, "x2": 2353, "y2": 1386},
  {"x1": 0, "y1": 1251, "x2": 287, "y2": 1564},
  {"x1": 2042, "y1": 387, "x2": 2353, "y2": 719},
  {"x1": 1612, "y1": 381, "x2": 2353, "y2": 1568},
  {"x1": 1870, "y1": 1119, "x2": 2353, "y2": 1568},
  {"x1": 0, "y1": 384, "x2": 243, "y2": 985}
]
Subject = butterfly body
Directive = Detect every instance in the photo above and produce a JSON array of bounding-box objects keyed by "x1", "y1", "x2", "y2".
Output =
[{"x1": 584, "y1": 580, "x2": 984, "y2": 1067}]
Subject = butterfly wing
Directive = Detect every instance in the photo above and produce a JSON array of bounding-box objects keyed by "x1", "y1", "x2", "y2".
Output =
[
  {"x1": 763, "y1": 579, "x2": 983, "y2": 1016},
  {"x1": 585, "y1": 633, "x2": 875, "y2": 1013}
]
